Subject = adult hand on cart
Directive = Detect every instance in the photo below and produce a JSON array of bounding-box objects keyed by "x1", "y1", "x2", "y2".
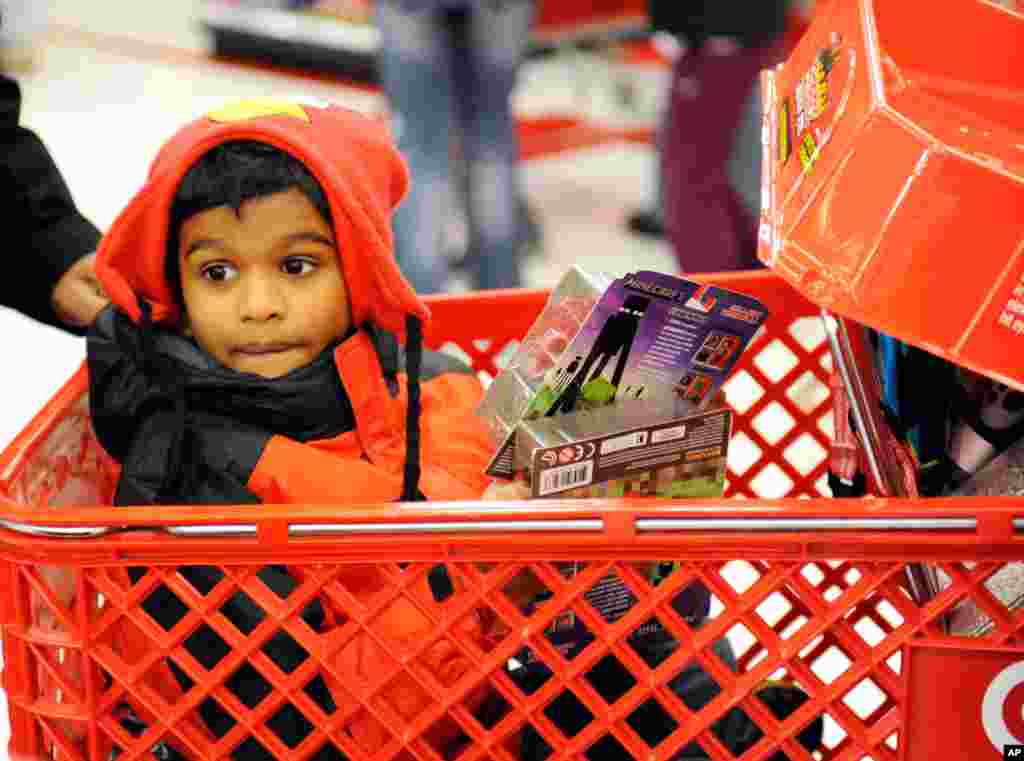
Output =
[{"x1": 51, "y1": 252, "x2": 109, "y2": 328}]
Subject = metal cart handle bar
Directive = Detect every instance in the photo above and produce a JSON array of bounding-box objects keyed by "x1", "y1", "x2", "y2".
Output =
[{"x1": 0, "y1": 515, "x2": 1013, "y2": 539}]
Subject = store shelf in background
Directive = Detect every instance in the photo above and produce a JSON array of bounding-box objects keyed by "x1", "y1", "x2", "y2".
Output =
[
  {"x1": 199, "y1": 1, "x2": 663, "y2": 159},
  {"x1": 198, "y1": 0, "x2": 823, "y2": 162},
  {"x1": 518, "y1": 116, "x2": 652, "y2": 162},
  {"x1": 201, "y1": 0, "x2": 381, "y2": 83},
  {"x1": 532, "y1": 0, "x2": 647, "y2": 46},
  {"x1": 200, "y1": 0, "x2": 650, "y2": 85}
]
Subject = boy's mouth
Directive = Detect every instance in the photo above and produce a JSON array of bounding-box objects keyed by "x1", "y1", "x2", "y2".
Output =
[{"x1": 233, "y1": 342, "x2": 300, "y2": 356}]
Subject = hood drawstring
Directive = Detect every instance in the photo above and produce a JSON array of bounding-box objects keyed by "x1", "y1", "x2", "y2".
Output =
[
  {"x1": 402, "y1": 314, "x2": 452, "y2": 602},
  {"x1": 402, "y1": 314, "x2": 424, "y2": 502},
  {"x1": 135, "y1": 298, "x2": 190, "y2": 504}
]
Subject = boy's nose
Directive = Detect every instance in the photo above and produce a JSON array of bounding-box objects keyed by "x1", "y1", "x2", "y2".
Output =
[{"x1": 239, "y1": 274, "x2": 285, "y2": 322}]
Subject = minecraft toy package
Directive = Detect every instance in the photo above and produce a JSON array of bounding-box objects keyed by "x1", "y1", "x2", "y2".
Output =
[{"x1": 483, "y1": 270, "x2": 769, "y2": 478}]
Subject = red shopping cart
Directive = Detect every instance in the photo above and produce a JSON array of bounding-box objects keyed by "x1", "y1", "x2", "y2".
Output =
[{"x1": 0, "y1": 271, "x2": 1021, "y2": 761}]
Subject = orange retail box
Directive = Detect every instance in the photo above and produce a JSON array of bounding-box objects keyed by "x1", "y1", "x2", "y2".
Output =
[{"x1": 758, "y1": 0, "x2": 1024, "y2": 389}]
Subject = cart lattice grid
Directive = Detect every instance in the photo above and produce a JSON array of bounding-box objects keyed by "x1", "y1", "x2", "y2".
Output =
[{"x1": 0, "y1": 270, "x2": 1021, "y2": 761}]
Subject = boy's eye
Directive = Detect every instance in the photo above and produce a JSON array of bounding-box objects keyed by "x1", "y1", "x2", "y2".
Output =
[
  {"x1": 282, "y1": 257, "x2": 317, "y2": 276},
  {"x1": 200, "y1": 263, "x2": 238, "y2": 282}
]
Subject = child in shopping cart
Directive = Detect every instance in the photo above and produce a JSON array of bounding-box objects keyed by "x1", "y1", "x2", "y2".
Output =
[
  {"x1": 80, "y1": 97, "x2": 822, "y2": 761},
  {"x1": 89, "y1": 100, "x2": 493, "y2": 507},
  {"x1": 83, "y1": 98, "x2": 506, "y2": 761}
]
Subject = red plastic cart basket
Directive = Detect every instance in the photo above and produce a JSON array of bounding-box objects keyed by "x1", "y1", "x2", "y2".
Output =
[{"x1": 0, "y1": 271, "x2": 1023, "y2": 761}]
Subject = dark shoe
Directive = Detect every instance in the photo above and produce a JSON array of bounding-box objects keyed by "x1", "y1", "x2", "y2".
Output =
[
  {"x1": 110, "y1": 704, "x2": 188, "y2": 761},
  {"x1": 626, "y1": 209, "x2": 666, "y2": 238},
  {"x1": 732, "y1": 680, "x2": 825, "y2": 761},
  {"x1": 519, "y1": 196, "x2": 544, "y2": 259}
]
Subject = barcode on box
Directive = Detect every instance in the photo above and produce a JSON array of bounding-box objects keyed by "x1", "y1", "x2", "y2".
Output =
[{"x1": 540, "y1": 461, "x2": 595, "y2": 496}]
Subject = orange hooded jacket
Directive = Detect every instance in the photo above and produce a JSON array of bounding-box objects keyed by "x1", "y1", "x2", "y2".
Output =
[
  {"x1": 86, "y1": 99, "x2": 499, "y2": 759},
  {"x1": 92, "y1": 98, "x2": 493, "y2": 504}
]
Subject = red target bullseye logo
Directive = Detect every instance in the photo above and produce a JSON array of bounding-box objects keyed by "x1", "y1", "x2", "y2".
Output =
[{"x1": 982, "y1": 661, "x2": 1024, "y2": 750}]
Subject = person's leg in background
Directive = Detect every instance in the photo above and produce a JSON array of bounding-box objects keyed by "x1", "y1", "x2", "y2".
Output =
[
  {"x1": 626, "y1": 105, "x2": 667, "y2": 238},
  {"x1": 448, "y1": 90, "x2": 543, "y2": 271},
  {"x1": 450, "y1": 0, "x2": 534, "y2": 291},
  {"x1": 375, "y1": 1, "x2": 453, "y2": 294},
  {"x1": 725, "y1": 74, "x2": 764, "y2": 222},
  {"x1": 661, "y1": 42, "x2": 773, "y2": 273},
  {"x1": 626, "y1": 28, "x2": 684, "y2": 241}
]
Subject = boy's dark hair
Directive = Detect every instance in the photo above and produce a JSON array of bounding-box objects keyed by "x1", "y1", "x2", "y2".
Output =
[{"x1": 167, "y1": 141, "x2": 334, "y2": 305}]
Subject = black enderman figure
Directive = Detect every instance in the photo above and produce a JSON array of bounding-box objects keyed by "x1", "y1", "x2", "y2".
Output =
[{"x1": 547, "y1": 295, "x2": 651, "y2": 415}]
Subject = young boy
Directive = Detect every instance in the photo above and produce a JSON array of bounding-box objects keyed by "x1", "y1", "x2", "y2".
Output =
[
  {"x1": 86, "y1": 98, "x2": 500, "y2": 761},
  {"x1": 89, "y1": 98, "x2": 493, "y2": 506}
]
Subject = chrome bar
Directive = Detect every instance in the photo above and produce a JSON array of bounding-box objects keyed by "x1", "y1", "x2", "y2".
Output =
[
  {"x1": 0, "y1": 520, "x2": 110, "y2": 538},
  {"x1": 0, "y1": 516, "x2": 1016, "y2": 539},
  {"x1": 638, "y1": 517, "x2": 977, "y2": 532},
  {"x1": 290, "y1": 519, "x2": 604, "y2": 536},
  {"x1": 164, "y1": 525, "x2": 258, "y2": 537}
]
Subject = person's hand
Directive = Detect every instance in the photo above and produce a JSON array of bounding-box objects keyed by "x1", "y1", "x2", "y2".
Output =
[{"x1": 51, "y1": 253, "x2": 109, "y2": 328}]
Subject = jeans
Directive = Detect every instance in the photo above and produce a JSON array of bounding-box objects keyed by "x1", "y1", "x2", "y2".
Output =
[
  {"x1": 376, "y1": 0, "x2": 533, "y2": 293},
  {"x1": 725, "y1": 77, "x2": 765, "y2": 222}
]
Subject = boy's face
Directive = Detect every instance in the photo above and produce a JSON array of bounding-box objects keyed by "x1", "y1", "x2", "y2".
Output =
[{"x1": 177, "y1": 187, "x2": 351, "y2": 378}]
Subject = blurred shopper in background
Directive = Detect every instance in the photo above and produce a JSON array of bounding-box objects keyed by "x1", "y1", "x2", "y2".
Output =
[
  {"x1": 651, "y1": 0, "x2": 795, "y2": 273},
  {"x1": 375, "y1": 0, "x2": 534, "y2": 294}
]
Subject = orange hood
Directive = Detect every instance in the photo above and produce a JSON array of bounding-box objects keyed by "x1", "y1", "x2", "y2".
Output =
[{"x1": 95, "y1": 98, "x2": 429, "y2": 337}]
